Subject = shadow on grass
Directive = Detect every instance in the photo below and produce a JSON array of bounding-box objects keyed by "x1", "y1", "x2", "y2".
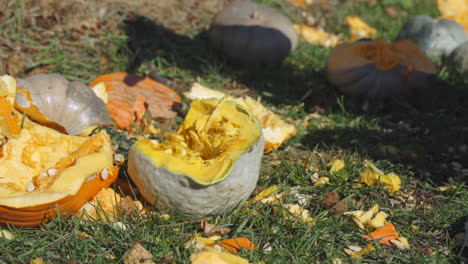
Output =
[{"x1": 123, "y1": 15, "x2": 332, "y2": 107}]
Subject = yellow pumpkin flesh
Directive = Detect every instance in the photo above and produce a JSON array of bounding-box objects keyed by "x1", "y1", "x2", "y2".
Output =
[{"x1": 0, "y1": 75, "x2": 117, "y2": 226}]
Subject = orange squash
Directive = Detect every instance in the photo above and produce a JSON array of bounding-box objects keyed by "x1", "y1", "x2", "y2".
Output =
[{"x1": 89, "y1": 72, "x2": 181, "y2": 131}]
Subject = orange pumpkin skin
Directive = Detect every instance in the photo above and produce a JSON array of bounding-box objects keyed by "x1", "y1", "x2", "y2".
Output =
[
  {"x1": 89, "y1": 72, "x2": 181, "y2": 130},
  {"x1": 0, "y1": 167, "x2": 119, "y2": 226}
]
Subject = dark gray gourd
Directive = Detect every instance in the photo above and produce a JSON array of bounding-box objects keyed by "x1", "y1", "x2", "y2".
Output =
[
  {"x1": 208, "y1": 0, "x2": 297, "y2": 67},
  {"x1": 395, "y1": 15, "x2": 468, "y2": 61}
]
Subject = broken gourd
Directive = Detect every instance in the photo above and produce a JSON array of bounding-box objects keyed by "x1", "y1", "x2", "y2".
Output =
[
  {"x1": 0, "y1": 75, "x2": 117, "y2": 226},
  {"x1": 15, "y1": 74, "x2": 113, "y2": 135},
  {"x1": 128, "y1": 98, "x2": 264, "y2": 217},
  {"x1": 327, "y1": 38, "x2": 436, "y2": 98}
]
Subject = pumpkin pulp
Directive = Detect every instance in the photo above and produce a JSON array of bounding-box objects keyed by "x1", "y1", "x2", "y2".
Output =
[
  {"x1": 353, "y1": 38, "x2": 434, "y2": 72},
  {"x1": 0, "y1": 119, "x2": 114, "y2": 208},
  {"x1": 134, "y1": 99, "x2": 261, "y2": 185}
]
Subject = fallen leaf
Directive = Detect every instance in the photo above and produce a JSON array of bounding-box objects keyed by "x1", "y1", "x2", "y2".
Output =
[
  {"x1": 362, "y1": 223, "x2": 399, "y2": 245},
  {"x1": 123, "y1": 243, "x2": 155, "y2": 264},
  {"x1": 329, "y1": 159, "x2": 345, "y2": 172},
  {"x1": 201, "y1": 220, "x2": 231, "y2": 236},
  {"x1": 210, "y1": 238, "x2": 256, "y2": 254},
  {"x1": 190, "y1": 247, "x2": 249, "y2": 264}
]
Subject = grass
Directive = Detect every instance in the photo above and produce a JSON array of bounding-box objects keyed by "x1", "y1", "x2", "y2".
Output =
[{"x1": 1, "y1": 0, "x2": 468, "y2": 263}]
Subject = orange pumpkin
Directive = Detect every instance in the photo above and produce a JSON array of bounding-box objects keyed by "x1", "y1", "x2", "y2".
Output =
[{"x1": 89, "y1": 72, "x2": 181, "y2": 131}]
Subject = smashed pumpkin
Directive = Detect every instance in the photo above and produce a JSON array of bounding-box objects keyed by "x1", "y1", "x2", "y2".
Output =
[
  {"x1": 0, "y1": 75, "x2": 117, "y2": 226},
  {"x1": 89, "y1": 72, "x2": 181, "y2": 131},
  {"x1": 15, "y1": 74, "x2": 113, "y2": 136},
  {"x1": 128, "y1": 99, "x2": 264, "y2": 217},
  {"x1": 185, "y1": 83, "x2": 296, "y2": 153},
  {"x1": 327, "y1": 38, "x2": 436, "y2": 97}
]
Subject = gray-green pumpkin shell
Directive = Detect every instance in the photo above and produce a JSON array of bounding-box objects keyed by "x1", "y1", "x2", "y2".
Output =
[
  {"x1": 208, "y1": 0, "x2": 297, "y2": 67},
  {"x1": 395, "y1": 15, "x2": 468, "y2": 61},
  {"x1": 15, "y1": 74, "x2": 113, "y2": 135}
]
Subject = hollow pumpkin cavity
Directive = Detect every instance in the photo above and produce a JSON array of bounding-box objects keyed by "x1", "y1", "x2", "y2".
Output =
[{"x1": 133, "y1": 98, "x2": 261, "y2": 185}]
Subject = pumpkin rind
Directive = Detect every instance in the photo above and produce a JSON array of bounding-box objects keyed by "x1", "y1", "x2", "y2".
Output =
[
  {"x1": 395, "y1": 15, "x2": 468, "y2": 61},
  {"x1": 208, "y1": 0, "x2": 297, "y2": 67},
  {"x1": 327, "y1": 38, "x2": 436, "y2": 98},
  {"x1": 15, "y1": 74, "x2": 113, "y2": 135},
  {"x1": 127, "y1": 99, "x2": 264, "y2": 216},
  {"x1": 89, "y1": 72, "x2": 182, "y2": 131}
]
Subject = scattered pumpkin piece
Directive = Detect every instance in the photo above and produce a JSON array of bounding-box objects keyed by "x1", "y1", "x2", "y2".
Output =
[
  {"x1": 391, "y1": 236, "x2": 410, "y2": 250},
  {"x1": 77, "y1": 185, "x2": 122, "y2": 222},
  {"x1": 351, "y1": 243, "x2": 376, "y2": 258},
  {"x1": 359, "y1": 161, "x2": 401, "y2": 194},
  {"x1": 249, "y1": 185, "x2": 280, "y2": 203},
  {"x1": 91, "y1": 82, "x2": 108, "y2": 104},
  {"x1": 89, "y1": 72, "x2": 181, "y2": 131},
  {"x1": 184, "y1": 83, "x2": 296, "y2": 153},
  {"x1": 344, "y1": 204, "x2": 387, "y2": 229},
  {"x1": 314, "y1": 177, "x2": 330, "y2": 187},
  {"x1": 185, "y1": 233, "x2": 222, "y2": 251},
  {"x1": 210, "y1": 237, "x2": 256, "y2": 254},
  {"x1": 0, "y1": 229, "x2": 14, "y2": 240},
  {"x1": 345, "y1": 16, "x2": 377, "y2": 40},
  {"x1": 281, "y1": 204, "x2": 314, "y2": 225},
  {"x1": 294, "y1": 24, "x2": 341, "y2": 47},
  {"x1": 362, "y1": 223, "x2": 399, "y2": 245},
  {"x1": 29, "y1": 258, "x2": 44, "y2": 264},
  {"x1": 329, "y1": 159, "x2": 345, "y2": 172},
  {"x1": 190, "y1": 247, "x2": 250, "y2": 264}
]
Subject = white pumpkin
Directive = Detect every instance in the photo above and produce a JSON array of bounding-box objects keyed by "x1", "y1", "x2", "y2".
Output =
[
  {"x1": 395, "y1": 15, "x2": 468, "y2": 61},
  {"x1": 128, "y1": 99, "x2": 264, "y2": 216}
]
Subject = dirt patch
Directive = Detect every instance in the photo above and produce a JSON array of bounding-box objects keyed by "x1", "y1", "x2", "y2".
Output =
[{"x1": 0, "y1": 0, "x2": 229, "y2": 78}]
